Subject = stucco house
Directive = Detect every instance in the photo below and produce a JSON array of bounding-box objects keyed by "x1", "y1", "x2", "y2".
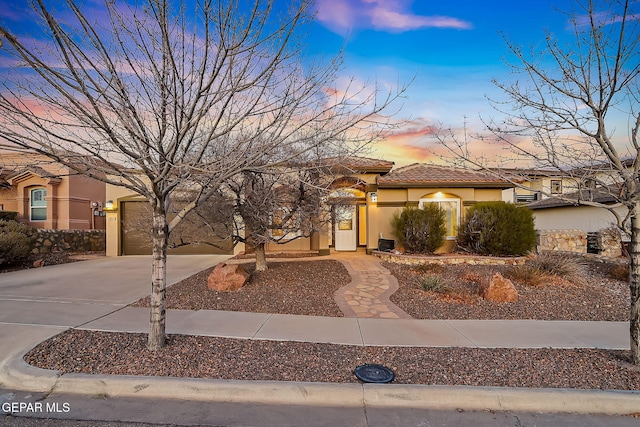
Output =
[
  {"x1": 0, "y1": 153, "x2": 106, "y2": 230},
  {"x1": 527, "y1": 185, "x2": 626, "y2": 234},
  {"x1": 104, "y1": 159, "x2": 515, "y2": 256}
]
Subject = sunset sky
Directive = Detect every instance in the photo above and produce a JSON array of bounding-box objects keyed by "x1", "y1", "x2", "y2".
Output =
[
  {"x1": 0, "y1": 0, "x2": 633, "y2": 168},
  {"x1": 306, "y1": 0, "x2": 582, "y2": 166}
]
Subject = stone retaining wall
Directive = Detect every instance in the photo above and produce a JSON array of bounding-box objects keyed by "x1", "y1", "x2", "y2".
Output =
[
  {"x1": 597, "y1": 228, "x2": 622, "y2": 258},
  {"x1": 373, "y1": 251, "x2": 527, "y2": 266},
  {"x1": 536, "y1": 229, "x2": 587, "y2": 253},
  {"x1": 536, "y1": 229, "x2": 621, "y2": 257},
  {"x1": 33, "y1": 229, "x2": 106, "y2": 254}
]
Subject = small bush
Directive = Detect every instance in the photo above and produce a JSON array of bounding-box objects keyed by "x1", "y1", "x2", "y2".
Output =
[
  {"x1": 607, "y1": 263, "x2": 629, "y2": 281},
  {"x1": 416, "y1": 274, "x2": 447, "y2": 292},
  {"x1": 504, "y1": 263, "x2": 545, "y2": 286},
  {"x1": 457, "y1": 201, "x2": 536, "y2": 256},
  {"x1": 530, "y1": 252, "x2": 586, "y2": 281},
  {"x1": 505, "y1": 252, "x2": 586, "y2": 285},
  {"x1": 0, "y1": 220, "x2": 36, "y2": 266},
  {"x1": 0, "y1": 211, "x2": 18, "y2": 221},
  {"x1": 391, "y1": 205, "x2": 447, "y2": 254}
]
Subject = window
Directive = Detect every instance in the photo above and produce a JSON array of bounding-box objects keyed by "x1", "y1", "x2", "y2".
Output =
[
  {"x1": 550, "y1": 180, "x2": 562, "y2": 194},
  {"x1": 419, "y1": 197, "x2": 460, "y2": 239},
  {"x1": 30, "y1": 188, "x2": 47, "y2": 221}
]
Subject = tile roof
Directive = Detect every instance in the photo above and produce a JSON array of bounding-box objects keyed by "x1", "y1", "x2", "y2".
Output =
[
  {"x1": 377, "y1": 163, "x2": 513, "y2": 188},
  {"x1": 319, "y1": 156, "x2": 394, "y2": 173},
  {"x1": 527, "y1": 185, "x2": 620, "y2": 209}
]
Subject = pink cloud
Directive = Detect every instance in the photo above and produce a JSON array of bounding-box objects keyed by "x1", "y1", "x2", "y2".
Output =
[{"x1": 315, "y1": 0, "x2": 472, "y2": 34}]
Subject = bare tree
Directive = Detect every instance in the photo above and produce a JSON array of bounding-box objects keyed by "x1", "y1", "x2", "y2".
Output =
[
  {"x1": 0, "y1": 0, "x2": 401, "y2": 349},
  {"x1": 434, "y1": 0, "x2": 640, "y2": 362},
  {"x1": 225, "y1": 156, "x2": 339, "y2": 271}
]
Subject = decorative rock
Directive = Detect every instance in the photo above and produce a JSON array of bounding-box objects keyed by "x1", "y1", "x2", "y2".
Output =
[
  {"x1": 33, "y1": 259, "x2": 45, "y2": 268},
  {"x1": 478, "y1": 273, "x2": 518, "y2": 303},
  {"x1": 207, "y1": 263, "x2": 249, "y2": 291}
]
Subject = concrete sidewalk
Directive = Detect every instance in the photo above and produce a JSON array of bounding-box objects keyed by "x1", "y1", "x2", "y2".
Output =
[
  {"x1": 0, "y1": 254, "x2": 639, "y2": 418},
  {"x1": 78, "y1": 307, "x2": 629, "y2": 349}
]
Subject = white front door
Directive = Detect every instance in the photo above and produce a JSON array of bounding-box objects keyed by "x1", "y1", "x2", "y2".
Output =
[{"x1": 334, "y1": 205, "x2": 357, "y2": 251}]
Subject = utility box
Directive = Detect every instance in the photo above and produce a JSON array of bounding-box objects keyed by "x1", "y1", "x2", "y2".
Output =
[{"x1": 377, "y1": 238, "x2": 395, "y2": 252}]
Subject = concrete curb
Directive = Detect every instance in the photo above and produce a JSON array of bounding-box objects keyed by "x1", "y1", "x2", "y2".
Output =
[
  {"x1": 0, "y1": 352, "x2": 60, "y2": 393},
  {"x1": 3, "y1": 351, "x2": 640, "y2": 416}
]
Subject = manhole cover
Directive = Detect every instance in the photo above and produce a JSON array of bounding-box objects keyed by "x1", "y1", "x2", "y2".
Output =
[{"x1": 354, "y1": 364, "x2": 395, "y2": 383}]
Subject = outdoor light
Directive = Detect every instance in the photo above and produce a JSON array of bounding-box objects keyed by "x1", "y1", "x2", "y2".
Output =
[
  {"x1": 103, "y1": 200, "x2": 117, "y2": 211},
  {"x1": 369, "y1": 192, "x2": 378, "y2": 203}
]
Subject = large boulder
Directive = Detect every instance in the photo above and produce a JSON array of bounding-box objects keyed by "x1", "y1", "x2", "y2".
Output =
[
  {"x1": 207, "y1": 263, "x2": 249, "y2": 292},
  {"x1": 478, "y1": 273, "x2": 518, "y2": 303}
]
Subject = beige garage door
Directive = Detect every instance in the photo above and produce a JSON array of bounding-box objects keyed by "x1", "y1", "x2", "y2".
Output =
[{"x1": 121, "y1": 201, "x2": 233, "y2": 255}]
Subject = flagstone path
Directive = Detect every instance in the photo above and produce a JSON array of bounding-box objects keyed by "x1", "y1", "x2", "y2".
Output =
[{"x1": 333, "y1": 252, "x2": 412, "y2": 319}]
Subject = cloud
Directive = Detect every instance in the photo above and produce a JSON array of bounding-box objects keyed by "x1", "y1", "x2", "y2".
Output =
[{"x1": 316, "y1": 0, "x2": 472, "y2": 35}]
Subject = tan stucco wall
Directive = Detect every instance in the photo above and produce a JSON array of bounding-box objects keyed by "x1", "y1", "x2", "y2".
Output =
[
  {"x1": 367, "y1": 186, "x2": 509, "y2": 253},
  {"x1": 533, "y1": 205, "x2": 626, "y2": 234}
]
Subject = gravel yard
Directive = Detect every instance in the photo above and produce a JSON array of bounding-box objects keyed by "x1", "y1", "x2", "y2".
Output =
[
  {"x1": 23, "y1": 255, "x2": 640, "y2": 389},
  {"x1": 24, "y1": 329, "x2": 640, "y2": 389}
]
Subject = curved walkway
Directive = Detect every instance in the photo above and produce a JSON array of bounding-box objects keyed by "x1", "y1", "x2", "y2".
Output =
[{"x1": 333, "y1": 252, "x2": 412, "y2": 319}]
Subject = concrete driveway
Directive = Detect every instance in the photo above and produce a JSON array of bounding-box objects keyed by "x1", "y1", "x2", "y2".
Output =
[{"x1": 0, "y1": 255, "x2": 228, "y2": 361}]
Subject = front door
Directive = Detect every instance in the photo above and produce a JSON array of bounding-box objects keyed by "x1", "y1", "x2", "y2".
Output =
[{"x1": 334, "y1": 205, "x2": 357, "y2": 251}]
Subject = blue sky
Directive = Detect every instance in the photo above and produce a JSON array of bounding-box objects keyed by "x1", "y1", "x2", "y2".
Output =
[
  {"x1": 305, "y1": 0, "x2": 578, "y2": 165},
  {"x1": 0, "y1": 0, "x2": 630, "y2": 167}
]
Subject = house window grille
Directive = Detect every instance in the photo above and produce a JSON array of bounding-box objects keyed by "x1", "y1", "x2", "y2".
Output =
[{"x1": 30, "y1": 188, "x2": 47, "y2": 221}]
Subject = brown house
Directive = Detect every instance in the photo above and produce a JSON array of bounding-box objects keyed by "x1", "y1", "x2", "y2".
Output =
[{"x1": 0, "y1": 153, "x2": 106, "y2": 230}]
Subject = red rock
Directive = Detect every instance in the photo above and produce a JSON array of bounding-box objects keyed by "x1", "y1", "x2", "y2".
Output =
[
  {"x1": 478, "y1": 273, "x2": 518, "y2": 303},
  {"x1": 33, "y1": 259, "x2": 45, "y2": 268},
  {"x1": 207, "y1": 263, "x2": 249, "y2": 291}
]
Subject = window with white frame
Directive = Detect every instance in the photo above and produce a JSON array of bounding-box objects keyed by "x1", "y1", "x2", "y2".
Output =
[
  {"x1": 30, "y1": 188, "x2": 47, "y2": 221},
  {"x1": 419, "y1": 196, "x2": 460, "y2": 239}
]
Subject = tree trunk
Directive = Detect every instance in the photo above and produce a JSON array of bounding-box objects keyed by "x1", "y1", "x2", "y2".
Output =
[
  {"x1": 255, "y1": 242, "x2": 268, "y2": 272},
  {"x1": 148, "y1": 202, "x2": 169, "y2": 351},
  {"x1": 630, "y1": 202, "x2": 640, "y2": 364}
]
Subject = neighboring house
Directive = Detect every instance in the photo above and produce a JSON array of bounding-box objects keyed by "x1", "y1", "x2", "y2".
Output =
[
  {"x1": 104, "y1": 159, "x2": 515, "y2": 256},
  {"x1": 527, "y1": 185, "x2": 626, "y2": 235},
  {"x1": 494, "y1": 168, "x2": 576, "y2": 203},
  {"x1": 0, "y1": 153, "x2": 106, "y2": 230}
]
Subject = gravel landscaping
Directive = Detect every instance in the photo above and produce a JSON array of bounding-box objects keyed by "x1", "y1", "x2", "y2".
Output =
[
  {"x1": 385, "y1": 260, "x2": 629, "y2": 321},
  {"x1": 22, "y1": 255, "x2": 640, "y2": 389},
  {"x1": 130, "y1": 259, "x2": 349, "y2": 317},
  {"x1": 24, "y1": 330, "x2": 640, "y2": 389}
]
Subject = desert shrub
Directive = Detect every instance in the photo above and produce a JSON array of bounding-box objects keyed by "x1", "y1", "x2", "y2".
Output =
[
  {"x1": 457, "y1": 201, "x2": 536, "y2": 256},
  {"x1": 607, "y1": 263, "x2": 629, "y2": 281},
  {"x1": 391, "y1": 205, "x2": 446, "y2": 254},
  {"x1": 505, "y1": 252, "x2": 586, "y2": 285},
  {"x1": 504, "y1": 263, "x2": 545, "y2": 286},
  {"x1": 530, "y1": 252, "x2": 586, "y2": 280},
  {"x1": 416, "y1": 274, "x2": 447, "y2": 292},
  {"x1": 0, "y1": 211, "x2": 18, "y2": 221},
  {"x1": 0, "y1": 220, "x2": 36, "y2": 266}
]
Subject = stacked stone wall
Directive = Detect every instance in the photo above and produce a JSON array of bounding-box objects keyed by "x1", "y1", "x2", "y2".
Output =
[
  {"x1": 33, "y1": 229, "x2": 106, "y2": 254},
  {"x1": 536, "y1": 229, "x2": 622, "y2": 257},
  {"x1": 536, "y1": 230, "x2": 587, "y2": 254},
  {"x1": 373, "y1": 251, "x2": 526, "y2": 266},
  {"x1": 596, "y1": 228, "x2": 622, "y2": 258}
]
